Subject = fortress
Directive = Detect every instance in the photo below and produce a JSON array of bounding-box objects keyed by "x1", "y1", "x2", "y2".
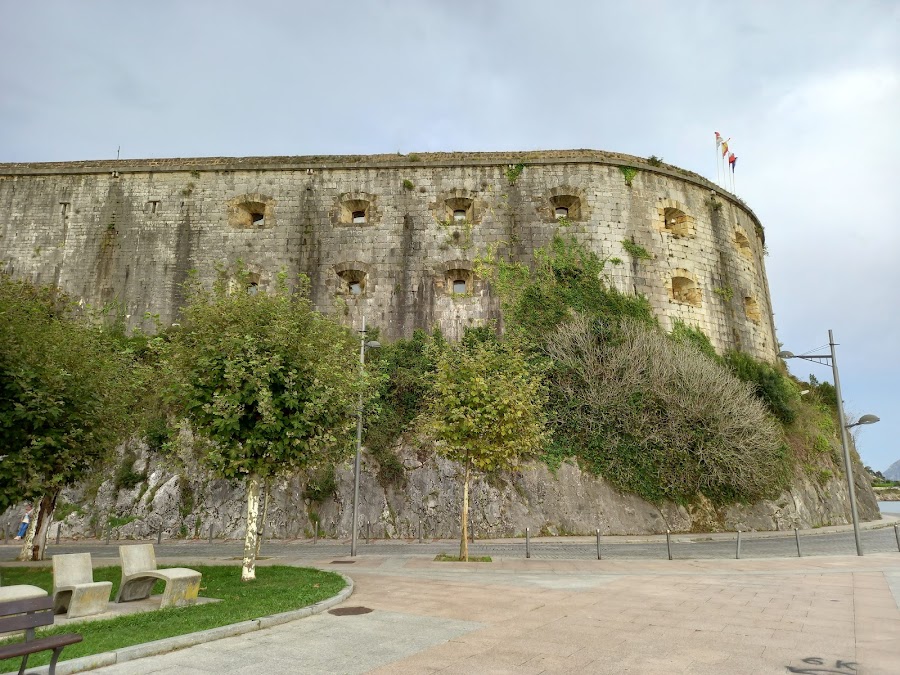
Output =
[{"x1": 0, "y1": 150, "x2": 776, "y2": 360}]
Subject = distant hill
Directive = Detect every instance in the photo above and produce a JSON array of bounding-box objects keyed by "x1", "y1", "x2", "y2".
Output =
[{"x1": 885, "y1": 459, "x2": 900, "y2": 481}]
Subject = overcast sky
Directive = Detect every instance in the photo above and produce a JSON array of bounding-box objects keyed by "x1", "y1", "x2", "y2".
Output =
[{"x1": 1, "y1": 1, "x2": 897, "y2": 471}]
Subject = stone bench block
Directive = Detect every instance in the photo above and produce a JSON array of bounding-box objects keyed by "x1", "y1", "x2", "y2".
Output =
[
  {"x1": 116, "y1": 544, "x2": 201, "y2": 609},
  {"x1": 52, "y1": 552, "x2": 112, "y2": 619}
]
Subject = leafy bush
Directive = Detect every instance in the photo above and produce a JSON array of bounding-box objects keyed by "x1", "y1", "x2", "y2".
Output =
[
  {"x1": 546, "y1": 316, "x2": 790, "y2": 504},
  {"x1": 669, "y1": 321, "x2": 720, "y2": 362},
  {"x1": 304, "y1": 466, "x2": 337, "y2": 502},
  {"x1": 724, "y1": 351, "x2": 798, "y2": 424},
  {"x1": 807, "y1": 374, "x2": 838, "y2": 413},
  {"x1": 619, "y1": 166, "x2": 639, "y2": 185},
  {"x1": 363, "y1": 330, "x2": 441, "y2": 481},
  {"x1": 504, "y1": 163, "x2": 525, "y2": 184},
  {"x1": 478, "y1": 235, "x2": 655, "y2": 347},
  {"x1": 143, "y1": 416, "x2": 172, "y2": 453},
  {"x1": 114, "y1": 450, "x2": 145, "y2": 491}
]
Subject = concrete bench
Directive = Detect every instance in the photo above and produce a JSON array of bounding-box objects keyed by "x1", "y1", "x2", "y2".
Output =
[
  {"x1": 0, "y1": 572, "x2": 47, "y2": 603},
  {"x1": 0, "y1": 595, "x2": 82, "y2": 675},
  {"x1": 52, "y1": 552, "x2": 112, "y2": 618},
  {"x1": 115, "y1": 544, "x2": 201, "y2": 609}
]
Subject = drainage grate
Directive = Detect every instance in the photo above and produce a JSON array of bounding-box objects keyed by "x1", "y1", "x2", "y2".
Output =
[
  {"x1": 329, "y1": 606, "x2": 373, "y2": 616},
  {"x1": 330, "y1": 560, "x2": 356, "y2": 564}
]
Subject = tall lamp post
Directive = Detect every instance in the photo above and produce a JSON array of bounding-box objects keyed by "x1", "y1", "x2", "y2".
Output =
[
  {"x1": 779, "y1": 329, "x2": 879, "y2": 556},
  {"x1": 351, "y1": 316, "x2": 379, "y2": 557}
]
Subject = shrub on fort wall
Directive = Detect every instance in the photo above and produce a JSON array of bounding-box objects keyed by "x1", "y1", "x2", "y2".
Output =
[
  {"x1": 724, "y1": 350, "x2": 799, "y2": 424},
  {"x1": 477, "y1": 234, "x2": 656, "y2": 346},
  {"x1": 546, "y1": 315, "x2": 790, "y2": 504},
  {"x1": 363, "y1": 329, "x2": 443, "y2": 485}
]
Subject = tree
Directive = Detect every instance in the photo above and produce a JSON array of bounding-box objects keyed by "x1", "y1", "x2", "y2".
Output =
[
  {"x1": 158, "y1": 272, "x2": 360, "y2": 581},
  {"x1": 425, "y1": 336, "x2": 547, "y2": 561},
  {"x1": 0, "y1": 275, "x2": 139, "y2": 560}
]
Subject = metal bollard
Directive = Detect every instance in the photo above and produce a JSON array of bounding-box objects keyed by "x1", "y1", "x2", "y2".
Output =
[
  {"x1": 794, "y1": 528, "x2": 802, "y2": 557},
  {"x1": 596, "y1": 529, "x2": 602, "y2": 560},
  {"x1": 313, "y1": 522, "x2": 318, "y2": 544},
  {"x1": 470, "y1": 523, "x2": 474, "y2": 543},
  {"x1": 418, "y1": 519, "x2": 422, "y2": 544},
  {"x1": 56, "y1": 524, "x2": 61, "y2": 545},
  {"x1": 666, "y1": 530, "x2": 673, "y2": 560},
  {"x1": 366, "y1": 521, "x2": 370, "y2": 545},
  {"x1": 157, "y1": 526, "x2": 162, "y2": 545},
  {"x1": 525, "y1": 527, "x2": 531, "y2": 559},
  {"x1": 894, "y1": 524, "x2": 899, "y2": 552},
  {"x1": 4, "y1": 521, "x2": 8, "y2": 544},
  {"x1": 735, "y1": 530, "x2": 742, "y2": 560},
  {"x1": 208, "y1": 525, "x2": 214, "y2": 543}
]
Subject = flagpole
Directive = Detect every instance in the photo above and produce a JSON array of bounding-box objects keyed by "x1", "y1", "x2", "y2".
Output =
[
  {"x1": 715, "y1": 140, "x2": 721, "y2": 186},
  {"x1": 722, "y1": 138, "x2": 731, "y2": 192}
]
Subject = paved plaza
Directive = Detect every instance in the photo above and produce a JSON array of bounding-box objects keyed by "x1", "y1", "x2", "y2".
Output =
[
  {"x1": 3, "y1": 522, "x2": 899, "y2": 674},
  {"x1": 68, "y1": 554, "x2": 900, "y2": 675}
]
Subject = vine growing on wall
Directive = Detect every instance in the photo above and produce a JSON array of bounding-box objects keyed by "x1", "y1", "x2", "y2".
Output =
[
  {"x1": 621, "y1": 239, "x2": 652, "y2": 260},
  {"x1": 438, "y1": 218, "x2": 474, "y2": 250},
  {"x1": 713, "y1": 286, "x2": 734, "y2": 302}
]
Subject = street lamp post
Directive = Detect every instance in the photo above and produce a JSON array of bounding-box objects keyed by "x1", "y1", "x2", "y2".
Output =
[
  {"x1": 779, "y1": 329, "x2": 879, "y2": 557},
  {"x1": 350, "y1": 316, "x2": 379, "y2": 558}
]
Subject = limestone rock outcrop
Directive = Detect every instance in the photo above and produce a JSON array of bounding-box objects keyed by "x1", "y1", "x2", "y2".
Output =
[{"x1": 9, "y1": 440, "x2": 879, "y2": 543}]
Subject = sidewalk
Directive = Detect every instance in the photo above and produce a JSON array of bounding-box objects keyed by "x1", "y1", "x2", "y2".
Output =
[
  {"x1": 458, "y1": 512, "x2": 900, "y2": 546},
  {"x1": 4, "y1": 513, "x2": 896, "y2": 553},
  {"x1": 79, "y1": 553, "x2": 900, "y2": 675}
]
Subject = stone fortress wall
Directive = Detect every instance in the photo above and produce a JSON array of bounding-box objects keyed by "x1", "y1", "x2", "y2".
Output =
[{"x1": 0, "y1": 150, "x2": 777, "y2": 360}]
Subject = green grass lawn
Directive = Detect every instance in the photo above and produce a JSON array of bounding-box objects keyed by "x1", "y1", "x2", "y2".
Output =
[{"x1": 0, "y1": 565, "x2": 345, "y2": 670}]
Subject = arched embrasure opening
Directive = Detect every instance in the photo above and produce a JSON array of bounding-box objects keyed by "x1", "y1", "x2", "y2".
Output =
[
  {"x1": 671, "y1": 275, "x2": 702, "y2": 307},
  {"x1": 337, "y1": 269, "x2": 367, "y2": 296},
  {"x1": 550, "y1": 194, "x2": 580, "y2": 221},
  {"x1": 663, "y1": 207, "x2": 691, "y2": 236}
]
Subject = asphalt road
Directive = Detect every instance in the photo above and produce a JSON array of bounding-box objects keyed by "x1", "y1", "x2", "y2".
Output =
[{"x1": 4, "y1": 525, "x2": 899, "y2": 563}]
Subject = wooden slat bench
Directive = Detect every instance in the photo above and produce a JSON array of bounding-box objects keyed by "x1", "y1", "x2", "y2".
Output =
[{"x1": 0, "y1": 595, "x2": 82, "y2": 675}]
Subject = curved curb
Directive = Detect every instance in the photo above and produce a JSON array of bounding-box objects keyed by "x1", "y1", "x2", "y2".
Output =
[{"x1": 7, "y1": 573, "x2": 354, "y2": 675}]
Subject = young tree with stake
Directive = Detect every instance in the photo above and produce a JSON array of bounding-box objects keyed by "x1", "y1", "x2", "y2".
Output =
[{"x1": 426, "y1": 337, "x2": 547, "y2": 561}]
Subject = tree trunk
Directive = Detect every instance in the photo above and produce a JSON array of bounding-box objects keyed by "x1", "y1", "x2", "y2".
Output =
[
  {"x1": 459, "y1": 456, "x2": 470, "y2": 562},
  {"x1": 255, "y1": 478, "x2": 269, "y2": 559},
  {"x1": 241, "y1": 473, "x2": 261, "y2": 582},
  {"x1": 16, "y1": 499, "x2": 42, "y2": 562},
  {"x1": 31, "y1": 491, "x2": 59, "y2": 561}
]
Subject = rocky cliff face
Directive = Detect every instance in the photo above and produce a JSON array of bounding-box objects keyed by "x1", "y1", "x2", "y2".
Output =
[{"x1": 5, "y1": 439, "x2": 879, "y2": 542}]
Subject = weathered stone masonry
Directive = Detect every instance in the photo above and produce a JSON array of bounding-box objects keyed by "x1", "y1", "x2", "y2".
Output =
[{"x1": 0, "y1": 150, "x2": 777, "y2": 360}]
